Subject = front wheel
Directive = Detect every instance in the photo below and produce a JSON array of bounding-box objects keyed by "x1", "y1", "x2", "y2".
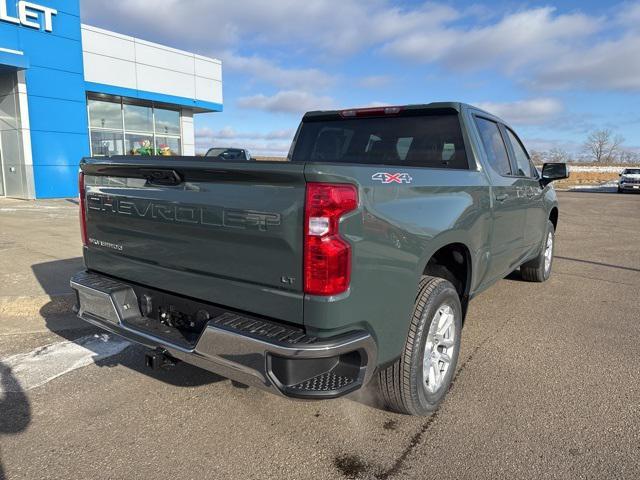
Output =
[
  {"x1": 378, "y1": 276, "x2": 462, "y2": 416},
  {"x1": 520, "y1": 220, "x2": 555, "y2": 282}
]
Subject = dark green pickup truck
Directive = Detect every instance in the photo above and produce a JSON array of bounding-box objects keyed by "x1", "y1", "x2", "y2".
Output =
[{"x1": 71, "y1": 102, "x2": 568, "y2": 415}]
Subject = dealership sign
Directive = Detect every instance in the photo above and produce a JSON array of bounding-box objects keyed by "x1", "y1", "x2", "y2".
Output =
[{"x1": 0, "y1": 1, "x2": 57, "y2": 32}]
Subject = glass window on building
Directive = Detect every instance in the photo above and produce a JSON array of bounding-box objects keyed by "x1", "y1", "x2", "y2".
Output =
[
  {"x1": 87, "y1": 95, "x2": 182, "y2": 157},
  {"x1": 90, "y1": 130, "x2": 124, "y2": 156},
  {"x1": 124, "y1": 103, "x2": 153, "y2": 133},
  {"x1": 88, "y1": 99, "x2": 122, "y2": 130},
  {"x1": 125, "y1": 133, "x2": 154, "y2": 155},
  {"x1": 154, "y1": 107, "x2": 181, "y2": 155},
  {"x1": 154, "y1": 108, "x2": 181, "y2": 136},
  {"x1": 155, "y1": 136, "x2": 181, "y2": 156}
]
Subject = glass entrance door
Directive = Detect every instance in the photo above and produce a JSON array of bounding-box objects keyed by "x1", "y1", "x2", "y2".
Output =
[
  {"x1": 0, "y1": 143, "x2": 5, "y2": 196},
  {"x1": 0, "y1": 70, "x2": 27, "y2": 198}
]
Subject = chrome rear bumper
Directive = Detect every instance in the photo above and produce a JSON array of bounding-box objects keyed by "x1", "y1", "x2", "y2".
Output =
[{"x1": 71, "y1": 271, "x2": 377, "y2": 399}]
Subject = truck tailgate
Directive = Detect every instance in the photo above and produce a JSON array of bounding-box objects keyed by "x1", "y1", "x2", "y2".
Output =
[{"x1": 81, "y1": 158, "x2": 306, "y2": 324}]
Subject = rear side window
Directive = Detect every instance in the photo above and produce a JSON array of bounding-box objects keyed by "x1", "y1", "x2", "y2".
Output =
[
  {"x1": 474, "y1": 117, "x2": 511, "y2": 176},
  {"x1": 505, "y1": 129, "x2": 533, "y2": 177},
  {"x1": 291, "y1": 114, "x2": 469, "y2": 169}
]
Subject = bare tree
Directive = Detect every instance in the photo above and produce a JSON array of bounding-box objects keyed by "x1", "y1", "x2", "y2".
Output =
[
  {"x1": 529, "y1": 150, "x2": 544, "y2": 165},
  {"x1": 548, "y1": 147, "x2": 572, "y2": 163},
  {"x1": 530, "y1": 148, "x2": 573, "y2": 165},
  {"x1": 619, "y1": 150, "x2": 640, "y2": 164},
  {"x1": 609, "y1": 134, "x2": 625, "y2": 162},
  {"x1": 584, "y1": 129, "x2": 625, "y2": 163}
]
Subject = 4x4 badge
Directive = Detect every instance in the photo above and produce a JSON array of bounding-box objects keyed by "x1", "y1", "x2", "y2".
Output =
[{"x1": 372, "y1": 172, "x2": 413, "y2": 184}]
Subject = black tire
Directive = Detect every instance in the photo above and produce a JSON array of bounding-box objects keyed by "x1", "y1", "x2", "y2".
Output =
[
  {"x1": 520, "y1": 220, "x2": 555, "y2": 282},
  {"x1": 378, "y1": 276, "x2": 462, "y2": 416},
  {"x1": 618, "y1": 186, "x2": 623, "y2": 193}
]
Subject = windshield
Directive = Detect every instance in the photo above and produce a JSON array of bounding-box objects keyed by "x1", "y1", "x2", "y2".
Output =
[
  {"x1": 205, "y1": 148, "x2": 245, "y2": 160},
  {"x1": 290, "y1": 114, "x2": 468, "y2": 169},
  {"x1": 623, "y1": 169, "x2": 640, "y2": 174}
]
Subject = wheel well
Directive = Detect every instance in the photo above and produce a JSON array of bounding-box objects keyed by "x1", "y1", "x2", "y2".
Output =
[
  {"x1": 423, "y1": 243, "x2": 471, "y2": 320},
  {"x1": 549, "y1": 207, "x2": 558, "y2": 230}
]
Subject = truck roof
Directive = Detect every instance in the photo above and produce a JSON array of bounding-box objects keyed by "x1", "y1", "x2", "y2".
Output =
[{"x1": 303, "y1": 102, "x2": 506, "y2": 125}]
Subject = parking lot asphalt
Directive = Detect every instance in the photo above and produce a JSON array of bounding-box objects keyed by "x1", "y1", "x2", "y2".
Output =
[{"x1": 0, "y1": 191, "x2": 639, "y2": 480}]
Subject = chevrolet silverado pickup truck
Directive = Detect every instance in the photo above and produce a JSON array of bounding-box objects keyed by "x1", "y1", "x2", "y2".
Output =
[{"x1": 71, "y1": 102, "x2": 568, "y2": 416}]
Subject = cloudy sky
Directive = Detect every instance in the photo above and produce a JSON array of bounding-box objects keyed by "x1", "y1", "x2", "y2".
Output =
[{"x1": 81, "y1": 0, "x2": 640, "y2": 156}]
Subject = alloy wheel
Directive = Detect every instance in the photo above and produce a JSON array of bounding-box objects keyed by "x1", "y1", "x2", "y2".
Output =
[{"x1": 423, "y1": 304, "x2": 456, "y2": 393}]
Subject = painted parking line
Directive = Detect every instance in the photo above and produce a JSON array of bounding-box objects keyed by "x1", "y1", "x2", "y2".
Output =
[{"x1": 0, "y1": 334, "x2": 130, "y2": 394}]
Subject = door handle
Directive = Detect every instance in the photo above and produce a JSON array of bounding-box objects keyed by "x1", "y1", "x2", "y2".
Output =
[{"x1": 495, "y1": 193, "x2": 508, "y2": 202}]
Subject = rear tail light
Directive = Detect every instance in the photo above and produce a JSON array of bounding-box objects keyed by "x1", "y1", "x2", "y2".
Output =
[
  {"x1": 304, "y1": 183, "x2": 358, "y2": 296},
  {"x1": 79, "y1": 171, "x2": 87, "y2": 246}
]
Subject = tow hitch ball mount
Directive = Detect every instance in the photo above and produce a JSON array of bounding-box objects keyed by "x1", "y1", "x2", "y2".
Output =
[{"x1": 144, "y1": 349, "x2": 179, "y2": 370}]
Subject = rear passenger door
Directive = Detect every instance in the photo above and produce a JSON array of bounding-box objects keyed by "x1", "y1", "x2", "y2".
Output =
[
  {"x1": 503, "y1": 127, "x2": 546, "y2": 255},
  {"x1": 473, "y1": 116, "x2": 526, "y2": 282}
]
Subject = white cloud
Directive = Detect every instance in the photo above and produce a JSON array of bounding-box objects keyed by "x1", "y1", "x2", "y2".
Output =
[
  {"x1": 362, "y1": 101, "x2": 392, "y2": 107},
  {"x1": 358, "y1": 75, "x2": 393, "y2": 88},
  {"x1": 616, "y1": 2, "x2": 640, "y2": 29},
  {"x1": 383, "y1": 7, "x2": 601, "y2": 72},
  {"x1": 380, "y1": 4, "x2": 640, "y2": 93},
  {"x1": 80, "y1": 0, "x2": 458, "y2": 56},
  {"x1": 223, "y1": 53, "x2": 334, "y2": 90},
  {"x1": 532, "y1": 35, "x2": 640, "y2": 91},
  {"x1": 80, "y1": 1, "x2": 640, "y2": 93},
  {"x1": 475, "y1": 98, "x2": 564, "y2": 125},
  {"x1": 522, "y1": 137, "x2": 583, "y2": 154},
  {"x1": 196, "y1": 127, "x2": 294, "y2": 141},
  {"x1": 237, "y1": 90, "x2": 336, "y2": 114},
  {"x1": 209, "y1": 126, "x2": 237, "y2": 139}
]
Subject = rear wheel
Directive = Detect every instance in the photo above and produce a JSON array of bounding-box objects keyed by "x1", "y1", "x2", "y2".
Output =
[
  {"x1": 378, "y1": 276, "x2": 462, "y2": 416},
  {"x1": 521, "y1": 220, "x2": 555, "y2": 282}
]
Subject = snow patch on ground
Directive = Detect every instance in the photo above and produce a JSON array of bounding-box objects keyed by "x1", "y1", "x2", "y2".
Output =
[
  {"x1": 567, "y1": 166, "x2": 625, "y2": 173},
  {"x1": 0, "y1": 206, "x2": 72, "y2": 212},
  {"x1": 568, "y1": 180, "x2": 619, "y2": 192},
  {"x1": 0, "y1": 334, "x2": 130, "y2": 393}
]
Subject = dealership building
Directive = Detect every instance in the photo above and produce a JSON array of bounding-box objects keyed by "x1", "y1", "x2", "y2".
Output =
[{"x1": 0, "y1": 0, "x2": 223, "y2": 198}]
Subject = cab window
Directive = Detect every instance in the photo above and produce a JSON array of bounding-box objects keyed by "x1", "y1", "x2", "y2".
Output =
[
  {"x1": 474, "y1": 117, "x2": 511, "y2": 176},
  {"x1": 506, "y1": 129, "x2": 533, "y2": 177},
  {"x1": 291, "y1": 114, "x2": 469, "y2": 169}
]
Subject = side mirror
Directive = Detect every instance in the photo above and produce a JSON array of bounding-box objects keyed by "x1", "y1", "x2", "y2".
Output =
[{"x1": 541, "y1": 162, "x2": 569, "y2": 186}]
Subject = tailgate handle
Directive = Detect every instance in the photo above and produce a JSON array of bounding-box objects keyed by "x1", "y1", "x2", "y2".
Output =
[{"x1": 140, "y1": 169, "x2": 183, "y2": 186}]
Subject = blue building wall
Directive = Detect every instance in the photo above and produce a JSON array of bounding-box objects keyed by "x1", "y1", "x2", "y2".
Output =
[
  {"x1": 84, "y1": 81, "x2": 224, "y2": 114},
  {"x1": 1, "y1": 1, "x2": 223, "y2": 198},
  {"x1": 0, "y1": 0, "x2": 88, "y2": 198}
]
